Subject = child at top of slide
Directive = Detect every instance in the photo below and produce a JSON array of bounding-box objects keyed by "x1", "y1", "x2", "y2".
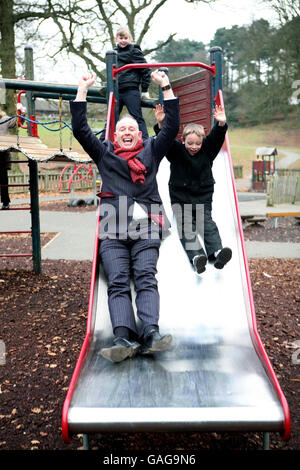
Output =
[{"x1": 114, "y1": 26, "x2": 151, "y2": 140}]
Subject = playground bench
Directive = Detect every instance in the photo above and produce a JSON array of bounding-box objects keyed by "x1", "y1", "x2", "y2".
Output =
[
  {"x1": 266, "y1": 211, "x2": 300, "y2": 228},
  {"x1": 241, "y1": 215, "x2": 267, "y2": 225}
]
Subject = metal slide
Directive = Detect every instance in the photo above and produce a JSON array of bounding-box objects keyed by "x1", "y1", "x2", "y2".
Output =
[{"x1": 62, "y1": 93, "x2": 290, "y2": 445}]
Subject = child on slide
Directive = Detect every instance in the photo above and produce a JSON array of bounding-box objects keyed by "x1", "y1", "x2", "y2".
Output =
[{"x1": 154, "y1": 104, "x2": 232, "y2": 274}]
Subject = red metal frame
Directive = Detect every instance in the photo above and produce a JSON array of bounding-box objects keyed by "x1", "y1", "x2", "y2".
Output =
[
  {"x1": 113, "y1": 61, "x2": 216, "y2": 79},
  {"x1": 0, "y1": 253, "x2": 32, "y2": 258},
  {"x1": 17, "y1": 90, "x2": 39, "y2": 137},
  {"x1": 61, "y1": 208, "x2": 100, "y2": 443},
  {"x1": 29, "y1": 115, "x2": 39, "y2": 137},
  {"x1": 215, "y1": 90, "x2": 291, "y2": 441},
  {"x1": 1, "y1": 207, "x2": 31, "y2": 211},
  {"x1": 1, "y1": 231, "x2": 31, "y2": 234},
  {"x1": 59, "y1": 163, "x2": 94, "y2": 193}
]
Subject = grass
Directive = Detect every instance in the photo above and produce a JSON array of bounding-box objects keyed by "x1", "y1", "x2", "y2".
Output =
[
  {"x1": 228, "y1": 121, "x2": 300, "y2": 175},
  {"x1": 17, "y1": 118, "x2": 105, "y2": 152}
]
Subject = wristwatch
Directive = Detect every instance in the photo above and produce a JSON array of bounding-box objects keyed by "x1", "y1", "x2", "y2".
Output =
[{"x1": 161, "y1": 84, "x2": 171, "y2": 91}]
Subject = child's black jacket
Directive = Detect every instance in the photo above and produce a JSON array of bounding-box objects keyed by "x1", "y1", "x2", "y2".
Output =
[
  {"x1": 155, "y1": 122, "x2": 228, "y2": 204},
  {"x1": 115, "y1": 44, "x2": 151, "y2": 93}
]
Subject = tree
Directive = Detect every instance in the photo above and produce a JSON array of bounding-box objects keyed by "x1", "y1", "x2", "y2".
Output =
[
  {"x1": 210, "y1": 13, "x2": 300, "y2": 126},
  {"x1": 0, "y1": 0, "x2": 218, "y2": 114},
  {"x1": 47, "y1": 0, "x2": 217, "y2": 82},
  {"x1": 263, "y1": 0, "x2": 300, "y2": 23},
  {"x1": 0, "y1": 0, "x2": 66, "y2": 114},
  {"x1": 153, "y1": 38, "x2": 208, "y2": 81}
]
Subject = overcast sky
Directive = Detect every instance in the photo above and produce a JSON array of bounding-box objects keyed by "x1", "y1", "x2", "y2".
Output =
[
  {"x1": 146, "y1": 0, "x2": 277, "y2": 45},
  {"x1": 35, "y1": 0, "x2": 278, "y2": 84}
]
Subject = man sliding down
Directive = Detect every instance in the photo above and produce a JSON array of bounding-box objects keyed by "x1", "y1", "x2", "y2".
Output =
[{"x1": 70, "y1": 70, "x2": 179, "y2": 363}]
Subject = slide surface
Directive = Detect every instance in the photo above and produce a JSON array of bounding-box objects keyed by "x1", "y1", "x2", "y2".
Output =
[{"x1": 62, "y1": 140, "x2": 290, "y2": 441}]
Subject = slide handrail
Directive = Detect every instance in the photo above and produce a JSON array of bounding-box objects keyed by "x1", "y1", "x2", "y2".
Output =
[
  {"x1": 113, "y1": 61, "x2": 216, "y2": 79},
  {"x1": 61, "y1": 208, "x2": 100, "y2": 443},
  {"x1": 215, "y1": 89, "x2": 291, "y2": 441}
]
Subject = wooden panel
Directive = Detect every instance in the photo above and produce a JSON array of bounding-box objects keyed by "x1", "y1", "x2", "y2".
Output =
[
  {"x1": 171, "y1": 70, "x2": 211, "y2": 137},
  {"x1": 0, "y1": 135, "x2": 91, "y2": 163}
]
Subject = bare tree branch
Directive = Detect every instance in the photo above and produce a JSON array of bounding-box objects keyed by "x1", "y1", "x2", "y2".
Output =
[{"x1": 262, "y1": 0, "x2": 300, "y2": 22}]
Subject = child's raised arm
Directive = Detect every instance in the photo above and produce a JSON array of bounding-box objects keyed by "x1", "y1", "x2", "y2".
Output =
[
  {"x1": 212, "y1": 105, "x2": 226, "y2": 127},
  {"x1": 153, "y1": 104, "x2": 165, "y2": 129}
]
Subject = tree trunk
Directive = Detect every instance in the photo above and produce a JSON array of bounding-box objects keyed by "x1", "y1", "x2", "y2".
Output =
[{"x1": 0, "y1": 0, "x2": 16, "y2": 116}]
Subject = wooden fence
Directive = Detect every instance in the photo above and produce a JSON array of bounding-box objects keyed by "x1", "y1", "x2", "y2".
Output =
[
  {"x1": 8, "y1": 172, "x2": 96, "y2": 194},
  {"x1": 267, "y1": 171, "x2": 300, "y2": 206},
  {"x1": 233, "y1": 165, "x2": 243, "y2": 178}
]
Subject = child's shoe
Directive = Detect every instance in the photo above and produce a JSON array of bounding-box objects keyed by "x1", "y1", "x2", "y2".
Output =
[
  {"x1": 192, "y1": 254, "x2": 207, "y2": 274},
  {"x1": 214, "y1": 247, "x2": 232, "y2": 269}
]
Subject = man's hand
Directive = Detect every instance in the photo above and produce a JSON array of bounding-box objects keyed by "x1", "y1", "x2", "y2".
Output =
[
  {"x1": 78, "y1": 73, "x2": 97, "y2": 91},
  {"x1": 213, "y1": 105, "x2": 226, "y2": 126},
  {"x1": 151, "y1": 69, "x2": 169, "y2": 87},
  {"x1": 75, "y1": 72, "x2": 97, "y2": 101},
  {"x1": 151, "y1": 69, "x2": 175, "y2": 100}
]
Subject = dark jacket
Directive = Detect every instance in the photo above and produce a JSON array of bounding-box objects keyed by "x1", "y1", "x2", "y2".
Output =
[
  {"x1": 115, "y1": 44, "x2": 151, "y2": 92},
  {"x1": 155, "y1": 122, "x2": 228, "y2": 204},
  {"x1": 70, "y1": 98, "x2": 180, "y2": 237}
]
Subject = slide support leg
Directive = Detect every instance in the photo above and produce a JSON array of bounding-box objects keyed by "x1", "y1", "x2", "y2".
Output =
[
  {"x1": 263, "y1": 432, "x2": 270, "y2": 450},
  {"x1": 83, "y1": 433, "x2": 89, "y2": 450}
]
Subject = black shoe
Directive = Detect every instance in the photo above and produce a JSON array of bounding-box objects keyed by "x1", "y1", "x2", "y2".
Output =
[
  {"x1": 100, "y1": 337, "x2": 141, "y2": 363},
  {"x1": 214, "y1": 247, "x2": 232, "y2": 269},
  {"x1": 2, "y1": 204, "x2": 9, "y2": 210},
  {"x1": 192, "y1": 254, "x2": 207, "y2": 274},
  {"x1": 140, "y1": 329, "x2": 173, "y2": 355}
]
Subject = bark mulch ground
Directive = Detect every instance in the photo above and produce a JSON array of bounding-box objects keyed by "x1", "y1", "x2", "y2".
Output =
[{"x1": 0, "y1": 202, "x2": 299, "y2": 452}]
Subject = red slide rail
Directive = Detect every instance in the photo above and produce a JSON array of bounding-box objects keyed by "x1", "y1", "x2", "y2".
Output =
[
  {"x1": 61, "y1": 92, "x2": 116, "y2": 443},
  {"x1": 113, "y1": 61, "x2": 216, "y2": 79},
  {"x1": 215, "y1": 89, "x2": 291, "y2": 441},
  {"x1": 61, "y1": 208, "x2": 100, "y2": 443}
]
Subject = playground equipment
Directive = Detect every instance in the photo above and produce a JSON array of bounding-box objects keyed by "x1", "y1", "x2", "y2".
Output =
[
  {"x1": 59, "y1": 163, "x2": 98, "y2": 206},
  {"x1": 0, "y1": 47, "x2": 104, "y2": 273},
  {"x1": 0, "y1": 156, "x2": 37, "y2": 261},
  {"x1": 0, "y1": 46, "x2": 158, "y2": 272},
  {"x1": 0, "y1": 107, "x2": 93, "y2": 273},
  {"x1": 0, "y1": 46, "x2": 291, "y2": 448},
  {"x1": 61, "y1": 49, "x2": 291, "y2": 449},
  {"x1": 252, "y1": 147, "x2": 278, "y2": 191}
]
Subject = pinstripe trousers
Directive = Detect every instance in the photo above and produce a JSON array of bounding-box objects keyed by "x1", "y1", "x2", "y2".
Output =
[
  {"x1": 99, "y1": 237, "x2": 161, "y2": 337},
  {"x1": 173, "y1": 201, "x2": 222, "y2": 261}
]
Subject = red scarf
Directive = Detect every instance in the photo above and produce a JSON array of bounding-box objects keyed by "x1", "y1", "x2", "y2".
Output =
[{"x1": 114, "y1": 139, "x2": 146, "y2": 184}]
